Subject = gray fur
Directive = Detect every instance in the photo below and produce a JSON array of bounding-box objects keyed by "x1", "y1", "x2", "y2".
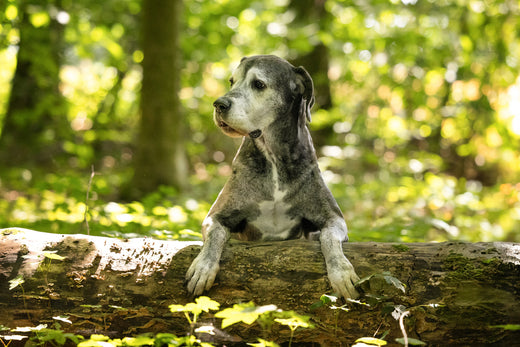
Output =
[{"x1": 186, "y1": 55, "x2": 360, "y2": 299}]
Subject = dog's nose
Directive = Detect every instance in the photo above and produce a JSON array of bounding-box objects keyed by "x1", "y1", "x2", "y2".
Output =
[{"x1": 213, "y1": 97, "x2": 231, "y2": 113}]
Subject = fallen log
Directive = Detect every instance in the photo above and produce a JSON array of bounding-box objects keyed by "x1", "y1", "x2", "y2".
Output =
[{"x1": 1, "y1": 227, "x2": 519, "y2": 346}]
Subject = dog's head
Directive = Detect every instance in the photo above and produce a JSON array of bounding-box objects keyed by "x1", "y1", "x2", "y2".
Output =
[{"x1": 213, "y1": 55, "x2": 315, "y2": 139}]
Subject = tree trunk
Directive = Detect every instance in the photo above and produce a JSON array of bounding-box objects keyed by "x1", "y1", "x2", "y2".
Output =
[
  {"x1": 0, "y1": 0, "x2": 68, "y2": 165},
  {"x1": 130, "y1": 0, "x2": 188, "y2": 197},
  {"x1": 1, "y1": 228, "x2": 519, "y2": 346},
  {"x1": 289, "y1": 0, "x2": 332, "y2": 111}
]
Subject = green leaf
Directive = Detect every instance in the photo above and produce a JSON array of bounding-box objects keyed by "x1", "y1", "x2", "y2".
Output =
[
  {"x1": 194, "y1": 325, "x2": 215, "y2": 335},
  {"x1": 0, "y1": 325, "x2": 10, "y2": 332},
  {"x1": 1, "y1": 335, "x2": 28, "y2": 341},
  {"x1": 355, "y1": 274, "x2": 374, "y2": 286},
  {"x1": 194, "y1": 296, "x2": 221, "y2": 313},
  {"x1": 382, "y1": 273, "x2": 406, "y2": 293},
  {"x1": 274, "y1": 317, "x2": 311, "y2": 330},
  {"x1": 9, "y1": 274, "x2": 24, "y2": 290},
  {"x1": 320, "y1": 294, "x2": 338, "y2": 304},
  {"x1": 309, "y1": 300, "x2": 324, "y2": 310},
  {"x1": 169, "y1": 296, "x2": 220, "y2": 316},
  {"x1": 346, "y1": 298, "x2": 371, "y2": 306},
  {"x1": 355, "y1": 337, "x2": 387, "y2": 346},
  {"x1": 216, "y1": 302, "x2": 278, "y2": 328},
  {"x1": 77, "y1": 334, "x2": 112, "y2": 347},
  {"x1": 490, "y1": 324, "x2": 520, "y2": 331},
  {"x1": 329, "y1": 305, "x2": 350, "y2": 312},
  {"x1": 168, "y1": 304, "x2": 186, "y2": 313},
  {"x1": 53, "y1": 316, "x2": 72, "y2": 324},
  {"x1": 121, "y1": 336, "x2": 155, "y2": 346},
  {"x1": 395, "y1": 337, "x2": 426, "y2": 345},
  {"x1": 13, "y1": 324, "x2": 47, "y2": 332},
  {"x1": 43, "y1": 251, "x2": 66, "y2": 261},
  {"x1": 248, "y1": 338, "x2": 280, "y2": 347}
]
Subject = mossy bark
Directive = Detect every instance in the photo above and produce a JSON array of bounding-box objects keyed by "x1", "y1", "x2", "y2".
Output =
[{"x1": 1, "y1": 228, "x2": 519, "y2": 346}]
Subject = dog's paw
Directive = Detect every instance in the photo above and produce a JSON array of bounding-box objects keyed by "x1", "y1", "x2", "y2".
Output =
[
  {"x1": 327, "y1": 257, "x2": 361, "y2": 299},
  {"x1": 185, "y1": 254, "x2": 220, "y2": 296}
]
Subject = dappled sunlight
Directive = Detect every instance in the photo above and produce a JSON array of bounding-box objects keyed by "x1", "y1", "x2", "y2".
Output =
[
  {"x1": 1, "y1": 0, "x2": 519, "y2": 244},
  {"x1": 0, "y1": 47, "x2": 16, "y2": 126},
  {"x1": 496, "y1": 76, "x2": 520, "y2": 136}
]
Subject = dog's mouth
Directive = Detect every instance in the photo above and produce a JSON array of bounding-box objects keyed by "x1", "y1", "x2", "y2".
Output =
[
  {"x1": 215, "y1": 117, "x2": 244, "y2": 138},
  {"x1": 215, "y1": 116, "x2": 262, "y2": 139},
  {"x1": 217, "y1": 119, "x2": 231, "y2": 130}
]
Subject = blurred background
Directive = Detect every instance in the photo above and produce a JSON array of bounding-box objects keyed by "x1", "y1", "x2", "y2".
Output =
[{"x1": 0, "y1": 0, "x2": 519, "y2": 242}]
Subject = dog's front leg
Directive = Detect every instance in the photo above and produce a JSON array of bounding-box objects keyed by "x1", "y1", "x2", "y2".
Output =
[
  {"x1": 186, "y1": 217, "x2": 230, "y2": 296},
  {"x1": 320, "y1": 217, "x2": 360, "y2": 299}
]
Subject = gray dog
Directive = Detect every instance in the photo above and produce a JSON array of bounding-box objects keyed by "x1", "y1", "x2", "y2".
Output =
[{"x1": 186, "y1": 55, "x2": 360, "y2": 299}]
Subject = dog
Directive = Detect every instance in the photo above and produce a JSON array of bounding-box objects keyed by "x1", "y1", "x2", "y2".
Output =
[{"x1": 186, "y1": 55, "x2": 360, "y2": 299}]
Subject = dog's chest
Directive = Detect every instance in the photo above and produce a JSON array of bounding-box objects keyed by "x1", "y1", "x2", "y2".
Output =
[
  {"x1": 239, "y1": 144, "x2": 301, "y2": 240},
  {"x1": 250, "y1": 187, "x2": 297, "y2": 240}
]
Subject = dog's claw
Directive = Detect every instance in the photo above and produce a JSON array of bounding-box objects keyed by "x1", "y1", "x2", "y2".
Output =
[
  {"x1": 327, "y1": 257, "x2": 361, "y2": 299},
  {"x1": 186, "y1": 254, "x2": 220, "y2": 296}
]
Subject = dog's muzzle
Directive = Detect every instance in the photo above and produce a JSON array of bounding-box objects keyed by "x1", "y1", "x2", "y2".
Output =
[
  {"x1": 213, "y1": 96, "x2": 261, "y2": 139},
  {"x1": 213, "y1": 97, "x2": 231, "y2": 113}
]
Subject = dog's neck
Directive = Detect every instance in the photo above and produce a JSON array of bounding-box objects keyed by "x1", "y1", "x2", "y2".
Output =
[{"x1": 244, "y1": 98, "x2": 318, "y2": 182}]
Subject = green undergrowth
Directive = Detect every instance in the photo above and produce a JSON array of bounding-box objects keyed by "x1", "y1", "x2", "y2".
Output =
[{"x1": 0, "y1": 166, "x2": 519, "y2": 243}]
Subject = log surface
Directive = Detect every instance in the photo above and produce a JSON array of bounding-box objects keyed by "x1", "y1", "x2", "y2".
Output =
[{"x1": 1, "y1": 228, "x2": 519, "y2": 346}]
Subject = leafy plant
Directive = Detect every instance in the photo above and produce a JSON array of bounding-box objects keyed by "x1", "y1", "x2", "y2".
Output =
[
  {"x1": 354, "y1": 337, "x2": 387, "y2": 346},
  {"x1": 273, "y1": 314, "x2": 313, "y2": 347},
  {"x1": 30, "y1": 328, "x2": 83, "y2": 346},
  {"x1": 169, "y1": 296, "x2": 220, "y2": 326},
  {"x1": 215, "y1": 302, "x2": 278, "y2": 329}
]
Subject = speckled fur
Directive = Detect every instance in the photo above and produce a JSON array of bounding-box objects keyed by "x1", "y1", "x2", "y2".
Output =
[{"x1": 186, "y1": 55, "x2": 360, "y2": 299}]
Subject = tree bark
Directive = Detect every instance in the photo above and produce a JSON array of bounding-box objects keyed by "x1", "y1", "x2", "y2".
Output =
[
  {"x1": 130, "y1": 0, "x2": 188, "y2": 197},
  {"x1": 1, "y1": 228, "x2": 519, "y2": 346}
]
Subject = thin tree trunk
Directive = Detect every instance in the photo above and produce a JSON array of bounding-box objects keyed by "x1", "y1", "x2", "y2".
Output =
[
  {"x1": 0, "y1": 0, "x2": 68, "y2": 165},
  {"x1": 130, "y1": 0, "x2": 188, "y2": 197},
  {"x1": 1, "y1": 228, "x2": 519, "y2": 346},
  {"x1": 289, "y1": 0, "x2": 332, "y2": 110}
]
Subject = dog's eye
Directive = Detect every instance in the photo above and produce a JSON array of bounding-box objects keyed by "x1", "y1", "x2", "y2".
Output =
[
  {"x1": 253, "y1": 80, "x2": 266, "y2": 90},
  {"x1": 229, "y1": 78, "x2": 234, "y2": 86}
]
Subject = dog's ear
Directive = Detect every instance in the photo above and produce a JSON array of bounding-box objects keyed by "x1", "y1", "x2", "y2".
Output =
[{"x1": 292, "y1": 66, "x2": 315, "y2": 122}]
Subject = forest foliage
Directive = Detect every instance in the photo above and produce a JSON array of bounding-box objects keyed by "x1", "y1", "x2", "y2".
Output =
[{"x1": 0, "y1": 0, "x2": 519, "y2": 243}]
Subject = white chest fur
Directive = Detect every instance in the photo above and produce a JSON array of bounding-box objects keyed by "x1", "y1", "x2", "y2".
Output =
[{"x1": 250, "y1": 161, "x2": 298, "y2": 240}]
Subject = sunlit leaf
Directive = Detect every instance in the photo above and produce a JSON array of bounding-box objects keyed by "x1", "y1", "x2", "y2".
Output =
[
  {"x1": 13, "y1": 324, "x2": 47, "y2": 332},
  {"x1": 0, "y1": 335, "x2": 28, "y2": 341},
  {"x1": 9, "y1": 274, "x2": 24, "y2": 290},
  {"x1": 194, "y1": 325, "x2": 215, "y2": 335},
  {"x1": 168, "y1": 304, "x2": 186, "y2": 312},
  {"x1": 53, "y1": 316, "x2": 72, "y2": 324},
  {"x1": 248, "y1": 338, "x2": 280, "y2": 347},
  {"x1": 320, "y1": 294, "x2": 338, "y2": 304},
  {"x1": 346, "y1": 298, "x2": 371, "y2": 306},
  {"x1": 490, "y1": 324, "x2": 520, "y2": 331},
  {"x1": 274, "y1": 315, "x2": 312, "y2": 330},
  {"x1": 121, "y1": 336, "x2": 155, "y2": 346},
  {"x1": 216, "y1": 302, "x2": 278, "y2": 328},
  {"x1": 355, "y1": 337, "x2": 387, "y2": 346},
  {"x1": 194, "y1": 296, "x2": 221, "y2": 312},
  {"x1": 43, "y1": 251, "x2": 66, "y2": 261}
]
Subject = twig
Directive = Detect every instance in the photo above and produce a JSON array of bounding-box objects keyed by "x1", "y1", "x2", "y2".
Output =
[
  {"x1": 84, "y1": 165, "x2": 95, "y2": 235},
  {"x1": 399, "y1": 311, "x2": 410, "y2": 347}
]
